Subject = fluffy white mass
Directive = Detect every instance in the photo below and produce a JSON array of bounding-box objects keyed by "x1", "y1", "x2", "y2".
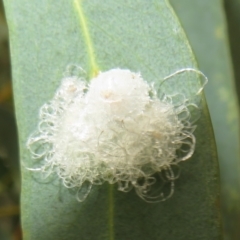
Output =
[{"x1": 27, "y1": 68, "x2": 196, "y2": 202}]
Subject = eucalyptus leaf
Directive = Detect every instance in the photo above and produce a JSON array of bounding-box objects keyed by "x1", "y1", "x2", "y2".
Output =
[{"x1": 4, "y1": 0, "x2": 221, "y2": 239}]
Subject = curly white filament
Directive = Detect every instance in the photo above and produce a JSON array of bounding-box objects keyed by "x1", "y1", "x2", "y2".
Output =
[{"x1": 27, "y1": 68, "x2": 205, "y2": 202}]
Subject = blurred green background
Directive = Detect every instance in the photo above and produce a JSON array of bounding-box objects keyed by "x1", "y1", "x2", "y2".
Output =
[
  {"x1": 0, "y1": 0, "x2": 239, "y2": 239},
  {"x1": 0, "y1": 1, "x2": 21, "y2": 239}
]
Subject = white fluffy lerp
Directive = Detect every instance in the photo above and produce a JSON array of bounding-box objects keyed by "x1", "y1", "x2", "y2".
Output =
[{"x1": 27, "y1": 68, "x2": 198, "y2": 202}]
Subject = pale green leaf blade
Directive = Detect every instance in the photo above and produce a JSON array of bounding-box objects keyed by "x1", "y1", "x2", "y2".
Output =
[{"x1": 4, "y1": 0, "x2": 221, "y2": 239}]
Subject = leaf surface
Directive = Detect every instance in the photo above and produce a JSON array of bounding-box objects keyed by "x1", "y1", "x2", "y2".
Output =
[
  {"x1": 4, "y1": 0, "x2": 221, "y2": 239},
  {"x1": 170, "y1": 0, "x2": 240, "y2": 238}
]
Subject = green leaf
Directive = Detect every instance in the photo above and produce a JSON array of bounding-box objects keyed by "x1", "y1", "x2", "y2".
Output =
[
  {"x1": 225, "y1": 0, "x2": 240, "y2": 100},
  {"x1": 170, "y1": 0, "x2": 240, "y2": 239},
  {"x1": 4, "y1": 0, "x2": 221, "y2": 239}
]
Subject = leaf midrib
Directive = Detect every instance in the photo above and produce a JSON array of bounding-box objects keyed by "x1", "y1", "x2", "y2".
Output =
[{"x1": 73, "y1": 1, "x2": 114, "y2": 239}]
